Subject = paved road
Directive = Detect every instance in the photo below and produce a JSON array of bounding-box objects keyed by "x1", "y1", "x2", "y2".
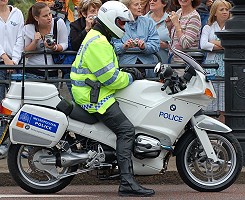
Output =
[
  {"x1": 1, "y1": 184, "x2": 245, "y2": 200},
  {"x1": 2, "y1": 155, "x2": 245, "y2": 186}
]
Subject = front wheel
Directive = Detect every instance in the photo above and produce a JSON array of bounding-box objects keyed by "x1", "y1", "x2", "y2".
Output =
[
  {"x1": 8, "y1": 144, "x2": 77, "y2": 194},
  {"x1": 176, "y1": 132, "x2": 243, "y2": 192}
]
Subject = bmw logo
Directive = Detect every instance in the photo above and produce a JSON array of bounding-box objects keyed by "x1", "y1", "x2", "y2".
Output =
[
  {"x1": 25, "y1": 125, "x2": 30, "y2": 130},
  {"x1": 170, "y1": 104, "x2": 176, "y2": 111}
]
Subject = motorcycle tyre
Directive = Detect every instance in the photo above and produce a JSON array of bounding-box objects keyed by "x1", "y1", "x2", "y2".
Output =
[
  {"x1": 176, "y1": 132, "x2": 243, "y2": 192},
  {"x1": 8, "y1": 144, "x2": 78, "y2": 194}
]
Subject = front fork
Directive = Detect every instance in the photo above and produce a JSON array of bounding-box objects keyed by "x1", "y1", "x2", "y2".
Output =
[{"x1": 191, "y1": 117, "x2": 218, "y2": 162}]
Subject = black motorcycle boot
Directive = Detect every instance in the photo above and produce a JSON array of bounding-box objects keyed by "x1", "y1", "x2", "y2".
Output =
[
  {"x1": 118, "y1": 161, "x2": 155, "y2": 197},
  {"x1": 118, "y1": 174, "x2": 155, "y2": 197}
]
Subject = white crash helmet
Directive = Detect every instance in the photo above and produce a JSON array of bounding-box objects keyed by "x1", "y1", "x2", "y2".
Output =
[{"x1": 97, "y1": 1, "x2": 134, "y2": 38}]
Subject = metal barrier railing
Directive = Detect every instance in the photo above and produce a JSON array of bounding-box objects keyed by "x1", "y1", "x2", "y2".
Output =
[
  {"x1": 0, "y1": 49, "x2": 224, "y2": 117},
  {"x1": 0, "y1": 49, "x2": 221, "y2": 83}
]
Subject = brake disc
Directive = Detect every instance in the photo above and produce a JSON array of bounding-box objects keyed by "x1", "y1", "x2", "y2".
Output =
[{"x1": 191, "y1": 141, "x2": 228, "y2": 179}]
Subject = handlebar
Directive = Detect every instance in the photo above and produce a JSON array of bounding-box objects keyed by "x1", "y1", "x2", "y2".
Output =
[
  {"x1": 161, "y1": 79, "x2": 172, "y2": 91},
  {"x1": 160, "y1": 65, "x2": 193, "y2": 93}
]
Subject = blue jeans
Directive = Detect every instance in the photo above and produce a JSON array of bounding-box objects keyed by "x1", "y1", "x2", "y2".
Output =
[
  {"x1": 0, "y1": 69, "x2": 10, "y2": 102},
  {"x1": 0, "y1": 68, "x2": 9, "y2": 140},
  {"x1": 0, "y1": 67, "x2": 11, "y2": 103}
]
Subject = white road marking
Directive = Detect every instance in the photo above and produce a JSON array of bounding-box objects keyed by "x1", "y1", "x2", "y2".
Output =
[{"x1": 0, "y1": 194, "x2": 98, "y2": 198}]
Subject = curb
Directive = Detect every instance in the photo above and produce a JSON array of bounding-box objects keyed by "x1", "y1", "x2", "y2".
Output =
[{"x1": 1, "y1": 171, "x2": 245, "y2": 187}]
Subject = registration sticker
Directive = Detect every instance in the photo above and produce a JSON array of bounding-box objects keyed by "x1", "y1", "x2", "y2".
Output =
[{"x1": 18, "y1": 111, "x2": 59, "y2": 133}]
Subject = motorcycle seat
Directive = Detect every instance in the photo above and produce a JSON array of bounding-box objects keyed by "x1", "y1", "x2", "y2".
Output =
[
  {"x1": 69, "y1": 102, "x2": 98, "y2": 124},
  {"x1": 56, "y1": 99, "x2": 98, "y2": 124}
]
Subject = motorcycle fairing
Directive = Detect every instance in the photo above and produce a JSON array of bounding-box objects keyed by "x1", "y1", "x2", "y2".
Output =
[{"x1": 195, "y1": 114, "x2": 232, "y2": 133}]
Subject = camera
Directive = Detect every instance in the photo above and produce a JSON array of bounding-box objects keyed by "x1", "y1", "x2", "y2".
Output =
[
  {"x1": 53, "y1": 0, "x2": 63, "y2": 11},
  {"x1": 88, "y1": 15, "x2": 97, "y2": 20},
  {"x1": 132, "y1": 39, "x2": 139, "y2": 47},
  {"x1": 45, "y1": 34, "x2": 55, "y2": 46}
]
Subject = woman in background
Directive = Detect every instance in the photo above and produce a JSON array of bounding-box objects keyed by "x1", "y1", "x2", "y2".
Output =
[
  {"x1": 145, "y1": 0, "x2": 170, "y2": 64},
  {"x1": 36, "y1": 0, "x2": 80, "y2": 23},
  {"x1": 0, "y1": 0, "x2": 24, "y2": 158},
  {"x1": 70, "y1": 0, "x2": 102, "y2": 51},
  {"x1": 200, "y1": 0, "x2": 232, "y2": 122},
  {"x1": 166, "y1": 0, "x2": 201, "y2": 75},
  {"x1": 23, "y1": 2, "x2": 68, "y2": 80}
]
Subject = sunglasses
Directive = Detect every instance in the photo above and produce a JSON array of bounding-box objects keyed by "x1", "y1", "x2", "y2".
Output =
[{"x1": 149, "y1": 0, "x2": 158, "y2": 2}]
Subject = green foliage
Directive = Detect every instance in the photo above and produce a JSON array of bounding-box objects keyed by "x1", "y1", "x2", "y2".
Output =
[
  {"x1": 8, "y1": 0, "x2": 14, "y2": 5},
  {"x1": 68, "y1": 0, "x2": 75, "y2": 11},
  {"x1": 11, "y1": 0, "x2": 36, "y2": 20}
]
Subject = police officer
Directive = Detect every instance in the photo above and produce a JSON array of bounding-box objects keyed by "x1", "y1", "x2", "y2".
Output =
[{"x1": 70, "y1": 1, "x2": 155, "y2": 197}]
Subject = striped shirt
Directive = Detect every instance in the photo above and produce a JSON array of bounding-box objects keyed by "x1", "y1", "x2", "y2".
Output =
[{"x1": 170, "y1": 9, "x2": 201, "y2": 63}]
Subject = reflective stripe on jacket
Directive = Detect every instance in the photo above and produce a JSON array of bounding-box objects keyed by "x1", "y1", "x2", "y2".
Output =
[{"x1": 70, "y1": 29, "x2": 133, "y2": 114}]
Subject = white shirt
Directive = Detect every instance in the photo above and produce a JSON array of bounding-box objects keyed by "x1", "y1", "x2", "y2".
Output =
[
  {"x1": 23, "y1": 18, "x2": 68, "y2": 65},
  {"x1": 200, "y1": 21, "x2": 224, "y2": 61},
  {"x1": 0, "y1": 6, "x2": 24, "y2": 64}
]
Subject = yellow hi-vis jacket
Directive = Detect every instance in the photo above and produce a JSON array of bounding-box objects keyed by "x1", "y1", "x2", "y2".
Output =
[{"x1": 70, "y1": 29, "x2": 133, "y2": 114}]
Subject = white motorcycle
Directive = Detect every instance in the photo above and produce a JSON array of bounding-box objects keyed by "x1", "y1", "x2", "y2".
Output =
[{"x1": 1, "y1": 48, "x2": 243, "y2": 194}]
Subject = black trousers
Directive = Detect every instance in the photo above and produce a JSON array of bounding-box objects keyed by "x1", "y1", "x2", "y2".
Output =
[{"x1": 94, "y1": 102, "x2": 135, "y2": 174}]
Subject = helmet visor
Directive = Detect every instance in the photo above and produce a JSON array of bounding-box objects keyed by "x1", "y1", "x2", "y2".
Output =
[
  {"x1": 115, "y1": 12, "x2": 134, "y2": 32},
  {"x1": 116, "y1": 18, "x2": 126, "y2": 31}
]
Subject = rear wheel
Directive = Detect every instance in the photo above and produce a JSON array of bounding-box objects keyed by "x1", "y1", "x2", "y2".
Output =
[
  {"x1": 176, "y1": 132, "x2": 243, "y2": 192},
  {"x1": 8, "y1": 144, "x2": 77, "y2": 194}
]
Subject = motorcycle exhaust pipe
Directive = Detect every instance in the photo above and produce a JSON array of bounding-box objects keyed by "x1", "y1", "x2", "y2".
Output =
[{"x1": 40, "y1": 152, "x2": 89, "y2": 167}]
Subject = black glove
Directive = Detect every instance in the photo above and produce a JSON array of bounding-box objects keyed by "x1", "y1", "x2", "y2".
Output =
[{"x1": 122, "y1": 67, "x2": 143, "y2": 81}]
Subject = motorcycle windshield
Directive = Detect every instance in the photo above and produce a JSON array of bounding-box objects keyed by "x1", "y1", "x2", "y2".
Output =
[{"x1": 172, "y1": 48, "x2": 206, "y2": 75}]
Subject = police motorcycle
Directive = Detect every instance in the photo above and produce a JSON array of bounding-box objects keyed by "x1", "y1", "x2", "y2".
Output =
[{"x1": 1, "y1": 48, "x2": 242, "y2": 194}]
